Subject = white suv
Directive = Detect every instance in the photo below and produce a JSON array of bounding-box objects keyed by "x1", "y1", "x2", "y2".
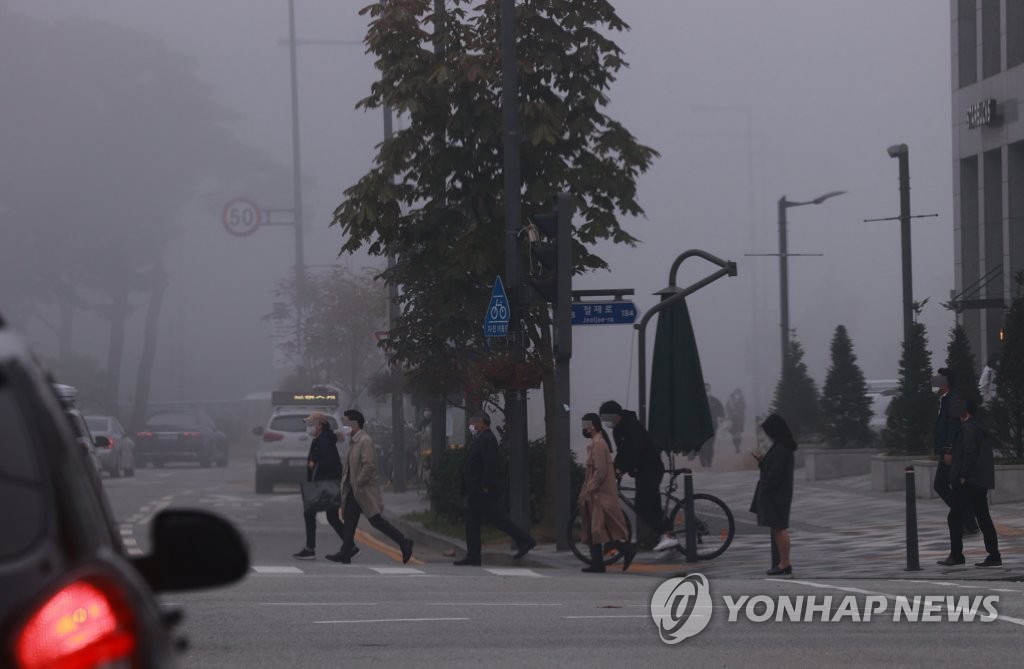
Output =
[{"x1": 253, "y1": 405, "x2": 342, "y2": 494}]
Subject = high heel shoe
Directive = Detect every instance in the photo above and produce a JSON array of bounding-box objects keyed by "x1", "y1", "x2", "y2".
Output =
[{"x1": 766, "y1": 565, "x2": 792, "y2": 576}]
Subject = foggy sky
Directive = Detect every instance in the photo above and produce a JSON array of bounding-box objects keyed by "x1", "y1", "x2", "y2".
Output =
[{"x1": 3, "y1": 1, "x2": 955, "y2": 434}]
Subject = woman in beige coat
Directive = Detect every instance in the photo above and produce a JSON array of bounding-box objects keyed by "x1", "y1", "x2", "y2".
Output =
[{"x1": 579, "y1": 413, "x2": 636, "y2": 572}]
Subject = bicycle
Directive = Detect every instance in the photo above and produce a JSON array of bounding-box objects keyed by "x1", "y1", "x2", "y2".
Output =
[{"x1": 567, "y1": 466, "x2": 735, "y2": 566}]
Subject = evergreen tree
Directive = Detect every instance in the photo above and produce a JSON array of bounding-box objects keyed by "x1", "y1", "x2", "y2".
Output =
[
  {"x1": 820, "y1": 325, "x2": 873, "y2": 448},
  {"x1": 882, "y1": 319, "x2": 933, "y2": 455},
  {"x1": 945, "y1": 324, "x2": 982, "y2": 409},
  {"x1": 991, "y1": 272, "x2": 1024, "y2": 458},
  {"x1": 770, "y1": 332, "x2": 821, "y2": 441}
]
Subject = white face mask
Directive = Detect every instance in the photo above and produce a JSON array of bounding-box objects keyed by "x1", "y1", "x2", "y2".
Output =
[
  {"x1": 468, "y1": 425, "x2": 478, "y2": 436},
  {"x1": 306, "y1": 426, "x2": 317, "y2": 437},
  {"x1": 340, "y1": 425, "x2": 352, "y2": 435}
]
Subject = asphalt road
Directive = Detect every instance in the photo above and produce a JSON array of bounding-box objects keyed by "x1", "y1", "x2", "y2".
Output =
[{"x1": 101, "y1": 451, "x2": 1024, "y2": 668}]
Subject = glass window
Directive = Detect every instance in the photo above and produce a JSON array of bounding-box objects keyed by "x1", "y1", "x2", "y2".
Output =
[
  {"x1": 85, "y1": 416, "x2": 110, "y2": 433},
  {"x1": 982, "y1": 0, "x2": 1001, "y2": 78},
  {"x1": 270, "y1": 414, "x2": 337, "y2": 433},
  {"x1": 0, "y1": 370, "x2": 46, "y2": 559},
  {"x1": 1009, "y1": 0, "x2": 1024, "y2": 68},
  {"x1": 959, "y1": 0, "x2": 978, "y2": 87},
  {"x1": 145, "y1": 413, "x2": 200, "y2": 429}
]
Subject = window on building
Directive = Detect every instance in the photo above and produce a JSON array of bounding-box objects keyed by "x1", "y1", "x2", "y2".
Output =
[
  {"x1": 1009, "y1": 0, "x2": 1024, "y2": 68},
  {"x1": 1009, "y1": 142, "x2": 1024, "y2": 280},
  {"x1": 983, "y1": 149, "x2": 1003, "y2": 297},
  {"x1": 982, "y1": 0, "x2": 1001, "y2": 78},
  {"x1": 959, "y1": 0, "x2": 978, "y2": 86}
]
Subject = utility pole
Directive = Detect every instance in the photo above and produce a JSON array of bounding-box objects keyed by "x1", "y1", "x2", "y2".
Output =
[
  {"x1": 287, "y1": 0, "x2": 306, "y2": 369},
  {"x1": 889, "y1": 143, "x2": 914, "y2": 343},
  {"x1": 500, "y1": 0, "x2": 530, "y2": 530}
]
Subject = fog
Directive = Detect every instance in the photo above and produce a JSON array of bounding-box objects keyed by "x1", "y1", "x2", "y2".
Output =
[{"x1": 0, "y1": 1, "x2": 955, "y2": 434}]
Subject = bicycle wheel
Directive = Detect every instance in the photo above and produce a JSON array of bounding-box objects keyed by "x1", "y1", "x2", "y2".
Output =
[
  {"x1": 667, "y1": 493, "x2": 735, "y2": 560},
  {"x1": 566, "y1": 506, "x2": 631, "y2": 566}
]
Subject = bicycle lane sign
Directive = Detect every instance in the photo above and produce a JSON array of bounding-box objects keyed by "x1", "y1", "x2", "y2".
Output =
[{"x1": 483, "y1": 275, "x2": 510, "y2": 338}]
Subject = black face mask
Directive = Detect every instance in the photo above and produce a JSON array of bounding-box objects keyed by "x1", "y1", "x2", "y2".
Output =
[{"x1": 582, "y1": 429, "x2": 591, "y2": 438}]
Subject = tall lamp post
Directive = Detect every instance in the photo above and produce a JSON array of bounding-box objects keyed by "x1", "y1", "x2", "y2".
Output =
[{"x1": 777, "y1": 191, "x2": 845, "y2": 369}]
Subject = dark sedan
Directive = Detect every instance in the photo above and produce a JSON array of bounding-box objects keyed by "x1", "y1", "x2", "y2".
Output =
[{"x1": 135, "y1": 411, "x2": 229, "y2": 468}]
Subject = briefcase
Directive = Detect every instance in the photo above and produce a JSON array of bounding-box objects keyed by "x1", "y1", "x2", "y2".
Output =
[{"x1": 300, "y1": 478, "x2": 341, "y2": 513}]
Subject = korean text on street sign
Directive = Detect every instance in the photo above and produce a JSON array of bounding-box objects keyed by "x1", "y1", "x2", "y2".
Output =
[
  {"x1": 571, "y1": 301, "x2": 637, "y2": 325},
  {"x1": 484, "y1": 276, "x2": 510, "y2": 337}
]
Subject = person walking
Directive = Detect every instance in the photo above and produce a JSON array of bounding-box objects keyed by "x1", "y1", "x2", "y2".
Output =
[
  {"x1": 453, "y1": 412, "x2": 536, "y2": 566},
  {"x1": 699, "y1": 384, "x2": 725, "y2": 468},
  {"x1": 978, "y1": 354, "x2": 998, "y2": 406},
  {"x1": 598, "y1": 400, "x2": 672, "y2": 551},
  {"x1": 726, "y1": 388, "x2": 746, "y2": 454},
  {"x1": 578, "y1": 413, "x2": 636, "y2": 573},
  {"x1": 327, "y1": 410, "x2": 414, "y2": 564},
  {"x1": 938, "y1": 398, "x2": 1002, "y2": 567},
  {"x1": 752, "y1": 414, "x2": 797, "y2": 576},
  {"x1": 933, "y1": 369, "x2": 979, "y2": 534},
  {"x1": 292, "y1": 413, "x2": 351, "y2": 560}
]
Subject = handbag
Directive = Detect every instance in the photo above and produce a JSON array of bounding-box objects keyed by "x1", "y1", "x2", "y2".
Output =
[
  {"x1": 300, "y1": 467, "x2": 341, "y2": 513},
  {"x1": 749, "y1": 480, "x2": 760, "y2": 515}
]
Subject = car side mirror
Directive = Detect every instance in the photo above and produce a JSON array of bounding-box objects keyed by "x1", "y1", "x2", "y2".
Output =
[
  {"x1": 94, "y1": 436, "x2": 111, "y2": 448},
  {"x1": 252, "y1": 426, "x2": 264, "y2": 436},
  {"x1": 132, "y1": 509, "x2": 249, "y2": 593}
]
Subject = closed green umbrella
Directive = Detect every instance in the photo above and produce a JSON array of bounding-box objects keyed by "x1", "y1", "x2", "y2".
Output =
[{"x1": 647, "y1": 297, "x2": 713, "y2": 454}]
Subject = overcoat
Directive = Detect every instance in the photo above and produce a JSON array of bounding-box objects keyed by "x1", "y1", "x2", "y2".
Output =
[
  {"x1": 755, "y1": 442, "x2": 794, "y2": 529},
  {"x1": 342, "y1": 428, "x2": 384, "y2": 517},
  {"x1": 579, "y1": 434, "x2": 629, "y2": 545}
]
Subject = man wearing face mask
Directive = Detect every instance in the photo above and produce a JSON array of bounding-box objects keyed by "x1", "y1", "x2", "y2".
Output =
[
  {"x1": 453, "y1": 412, "x2": 536, "y2": 566},
  {"x1": 292, "y1": 413, "x2": 350, "y2": 560}
]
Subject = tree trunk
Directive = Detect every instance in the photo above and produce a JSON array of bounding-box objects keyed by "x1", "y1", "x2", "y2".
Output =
[
  {"x1": 105, "y1": 288, "x2": 129, "y2": 417},
  {"x1": 536, "y1": 318, "x2": 558, "y2": 542},
  {"x1": 130, "y1": 270, "x2": 167, "y2": 430},
  {"x1": 57, "y1": 294, "x2": 75, "y2": 367}
]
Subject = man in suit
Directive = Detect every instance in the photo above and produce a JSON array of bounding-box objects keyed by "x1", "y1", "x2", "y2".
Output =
[
  {"x1": 933, "y1": 368, "x2": 978, "y2": 534},
  {"x1": 327, "y1": 409, "x2": 414, "y2": 564},
  {"x1": 453, "y1": 411, "x2": 536, "y2": 566}
]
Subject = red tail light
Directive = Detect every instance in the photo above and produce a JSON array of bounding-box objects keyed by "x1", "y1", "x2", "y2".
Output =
[
  {"x1": 16, "y1": 580, "x2": 136, "y2": 669},
  {"x1": 262, "y1": 431, "x2": 284, "y2": 443},
  {"x1": 183, "y1": 432, "x2": 200, "y2": 439},
  {"x1": 136, "y1": 432, "x2": 153, "y2": 439},
  {"x1": 104, "y1": 438, "x2": 115, "y2": 450}
]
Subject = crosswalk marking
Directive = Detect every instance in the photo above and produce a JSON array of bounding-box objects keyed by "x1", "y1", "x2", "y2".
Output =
[
  {"x1": 368, "y1": 567, "x2": 425, "y2": 575},
  {"x1": 484, "y1": 568, "x2": 542, "y2": 577},
  {"x1": 252, "y1": 566, "x2": 304, "y2": 574}
]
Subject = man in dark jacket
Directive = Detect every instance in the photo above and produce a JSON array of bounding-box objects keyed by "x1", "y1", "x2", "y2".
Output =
[
  {"x1": 938, "y1": 399, "x2": 1001, "y2": 567},
  {"x1": 292, "y1": 413, "x2": 351, "y2": 560},
  {"x1": 933, "y1": 368, "x2": 978, "y2": 534},
  {"x1": 599, "y1": 400, "x2": 670, "y2": 550},
  {"x1": 453, "y1": 412, "x2": 536, "y2": 566}
]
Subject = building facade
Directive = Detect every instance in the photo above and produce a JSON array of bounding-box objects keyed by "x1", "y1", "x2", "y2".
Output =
[{"x1": 951, "y1": 0, "x2": 1024, "y2": 363}]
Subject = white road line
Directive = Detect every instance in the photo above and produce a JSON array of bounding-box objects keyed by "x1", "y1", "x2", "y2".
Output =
[
  {"x1": 121, "y1": 538, "x2": 138, "y2": 547},
  {"x1": 259, "y1": 602, "x2": 380, "y2": 606},
  {"x1": 126, "y1": 548, "x2": 143, "y2": 556},
  {"x1": 427, "y1": 603, "x2": 562, "y2": 607},
  {"x1": 367, "y1": 567, "x2": 425, "y2": 576},
  {"x1": 314, "y1": 618, "x2": 468, "y2": 625},
  {"x1": 484, "y1": 568, "x2": 542, "y2": 577},
  {"x1": 781, "y1": 578, "x2": 1024, "y2": 628},
  {"x1": 138, "y1": 501, "x2": 171, "y2": 526},
  {"x1": 565, "y1": 615, "x2": 649, "y2": 619},
  {"x1": 252, "y1": 566, "x2": 304, "y2": 574}
]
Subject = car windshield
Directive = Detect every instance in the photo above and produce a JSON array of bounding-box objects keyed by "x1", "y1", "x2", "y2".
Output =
[
  {"x1": 145, "y1": 413, "x2": 200, "y2": 429},
  {"x1": 270, "y1": 414, "x2": 337, "y2": 433},
  {"x1": 85, "y1": 416, "x2": 109, "y2": 432}
]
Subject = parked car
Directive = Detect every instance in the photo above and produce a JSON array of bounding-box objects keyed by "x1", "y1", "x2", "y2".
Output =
[
  {"x1": 0, "y1": 315, "x2": 249, "y2": 668},
  {"x1": 51, "y1": 383, "x2": 102, "y2": 475},
  {"x1": 253, "y1": 390, "x2": 343, "y2": 494},
  {"x1": 135, "y1": 411, "x2": 229, "y2": 468},
  {"x1": 86, "y1": 414, "x2": 136, "y2": 477}
]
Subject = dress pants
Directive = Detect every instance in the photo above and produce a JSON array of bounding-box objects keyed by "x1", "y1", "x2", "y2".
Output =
[
  {"x1": 634, "y1": 467, "x2": 665, "y2": 543},
  {"x1": 304, "y1": 505, "x2": 344, "y2": 549},
  {"x1": 947, "y1": 483, "x2": 1000, "y2": 559},
  {"x1": 463, "y1": 489, "x2": 532, "y2": 560},
  {"x1": 339, "y1": 492, "x2": 405, "y2": 555},
  {"x1": 935, "y1": 459, "x2": 978, "y2": 529}
]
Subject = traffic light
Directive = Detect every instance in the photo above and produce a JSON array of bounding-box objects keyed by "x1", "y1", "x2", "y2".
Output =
[{"x1": 528, "y1": 193, "x2": 572, "y2": 305}]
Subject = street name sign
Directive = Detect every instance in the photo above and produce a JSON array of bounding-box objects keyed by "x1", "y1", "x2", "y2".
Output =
[{"x1": 571, "y1": 301, "x2": 637, "y2": 325}]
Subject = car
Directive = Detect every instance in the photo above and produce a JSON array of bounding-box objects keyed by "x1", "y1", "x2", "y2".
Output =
[
  {"x1": 253, "y1": 389, "x2": 343, "y2": 494},
  {"x1": 0, "y1": 315, "x2": 248, "y2": 668},
  {"x1": 134, "y1": 411, "x2": 229, "y2": 468},
  {"x1": 52, "y1": 383, "x2": 102, "y2": 475},
  {"x1": 86, "y1": 414, "x2": 136, "y2": 478}
]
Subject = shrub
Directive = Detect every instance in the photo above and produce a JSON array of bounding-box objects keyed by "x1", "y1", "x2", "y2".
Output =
[
  {"x1": 820, "y1": 325, "x2": 873, "y2": 447},
  {"x1": 882, "y1": 320, "x2": 934, "y2": 455}
]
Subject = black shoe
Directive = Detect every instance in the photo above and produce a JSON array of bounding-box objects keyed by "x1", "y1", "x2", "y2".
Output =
[
  {"x1": 401, "y1": 539, "x2": 414, "y2": 565},
  {"x1": 325, "y1": 546, "x2": 359, "y2": 564},
  {"x1": 621, "y1": 543, "x2": 637, "y2": 572},
  {"x1": 581, "y1": 565, "x2": 606, "y2": 573},
  {"x1": 292, "y1": 547, "x2": 315, "y2": 560},
  {"x1": 513, "y1": 538, "x2": 537, "y2": 560},
  {"x1": 766, "y1": 565, "x2": 792, "y2": 576},
  {"x1": 453, "y1": 556, "x2": 481, "y2": 566},
  {"x1": 937, "y1": 555, "x2": 966, "y2": 566},
  {"x1": 975, "y1": 555, "x2": 1002, "y2": 567}
]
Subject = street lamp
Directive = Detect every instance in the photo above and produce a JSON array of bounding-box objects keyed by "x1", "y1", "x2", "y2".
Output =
[{"x1": 777, "y1": 190, "x2": 846, "y2": 369}]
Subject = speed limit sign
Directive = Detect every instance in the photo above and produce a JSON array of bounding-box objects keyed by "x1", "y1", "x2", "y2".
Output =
[{"x1": 221, "y1": 198, "x2": 262, "y2": 237}]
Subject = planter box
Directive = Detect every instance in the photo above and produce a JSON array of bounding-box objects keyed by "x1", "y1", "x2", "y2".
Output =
[
  {"x1": 992, "y1": 464, "x2": 1024, "y2": 504},
  {"x1": 870, "y1": 455, "x2": 921, "y2": 492},
  {"x1": 912, "y1": 459, "x2": 938, "y2": 499},
  {"x1": 804, "y1": 448, "x2": 877, "y2": 481}
]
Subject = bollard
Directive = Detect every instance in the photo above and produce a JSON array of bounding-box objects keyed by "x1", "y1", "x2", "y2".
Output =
[
  {"x1": 682, "y1": 468, "x2": 697, "y2": 563},
  {"x1": 905, "y1": 465, "x2": 921, "y2": 571}
]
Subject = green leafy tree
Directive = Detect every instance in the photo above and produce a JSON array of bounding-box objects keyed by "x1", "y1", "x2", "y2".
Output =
[
  {"x1": 882, "y1": 319, "x2": 934, "y2": 455},
  {"x1": 991, "y1": 272, "x2": 1024, "y2": 458},
  {"x1": 333, "y1": 1, "x2": 657, "y2": 529},
  {"x1": 945, "y1": 324, "x2": 982, "y2": 409},
  {"x1": 820, "y1": 325, "x2": 873, "y2": 448},
  {"x1": 770, "y1": 332, "x2": 821, "y2": 441}
]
